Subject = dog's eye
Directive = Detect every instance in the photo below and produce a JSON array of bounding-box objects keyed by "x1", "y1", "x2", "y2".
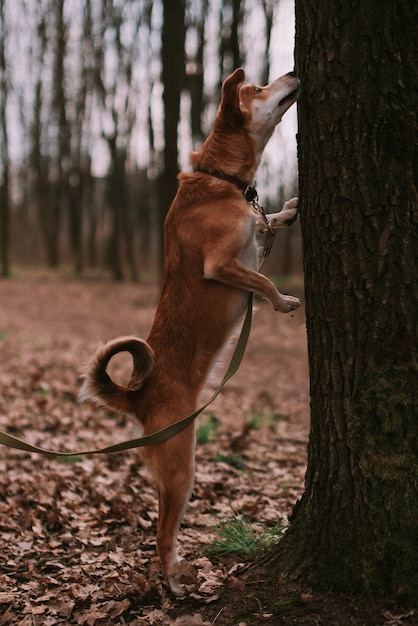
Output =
[{"x1": 254, "y1": 86, "x2": 262, "y2": 94}]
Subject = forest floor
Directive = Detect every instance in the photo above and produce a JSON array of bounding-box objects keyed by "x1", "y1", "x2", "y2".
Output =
[{"x1": 0, "y1": 271, "x2": 415, "y2": 626}]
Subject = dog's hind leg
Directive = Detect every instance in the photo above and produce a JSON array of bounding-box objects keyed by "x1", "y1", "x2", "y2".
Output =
[{"x1": 147, "y1": 426, "x2": 196, "y2": 596}]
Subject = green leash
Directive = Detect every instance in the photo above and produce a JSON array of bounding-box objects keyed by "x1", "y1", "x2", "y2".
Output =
[{"x1": 0, "y1": 294, "x2": 253, "y2": 458}]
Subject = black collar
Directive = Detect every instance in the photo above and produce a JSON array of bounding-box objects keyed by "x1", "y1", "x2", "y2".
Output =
[{"x1": 196, "y1": 168, "x2": 258, "y2": 203}]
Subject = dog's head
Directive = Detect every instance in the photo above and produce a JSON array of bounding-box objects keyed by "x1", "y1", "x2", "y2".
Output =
[
  {"x1": 217, "y1": 68, "x2": 300, "y2": 130},
  {"x1": 190, "y1": 68, "x2": 300, "y2": 177}
]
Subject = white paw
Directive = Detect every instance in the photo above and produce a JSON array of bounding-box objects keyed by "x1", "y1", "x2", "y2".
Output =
[
  {"x1": 167, "y1": 576, "x2": 187, "y2": 598},
  {"x1": 281, "y1": 197, "x2": 299, "y2": 224},
  {"x1": 275, "y1": 295, "x2": 300, "y2": 313},
  {"x1": 268, "y1": 198, "x2": 299, "y2": 229},
  {"x1": 283, "y1": 197, "x2": 298, "y2": 211},
  {"x1": 167, "y1": 560, "x2": 198, "y2": 597}
]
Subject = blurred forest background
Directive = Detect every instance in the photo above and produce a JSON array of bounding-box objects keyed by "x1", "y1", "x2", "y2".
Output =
[{"x1": 0, "y1": 0, "x2": 301, "y2": 281}]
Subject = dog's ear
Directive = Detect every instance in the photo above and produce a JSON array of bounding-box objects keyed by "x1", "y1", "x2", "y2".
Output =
[{"x1": 219, "y1": 68, "x2": 246, "y2": 127}]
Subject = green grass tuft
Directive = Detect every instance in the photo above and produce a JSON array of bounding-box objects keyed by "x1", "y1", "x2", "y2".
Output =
[
  {"x1": 215, "y1": 451, "x2": 246, "y2": 470},
  {"x1": 57, "y1": 454, "x2": 84, "y2": 463},
  {"x1": 196, "y1": 414, "x2": 219, "y2": 444},
  {"x1": 246, "y1": 409, "x2": 285, "y2": 430},
  {"x1": 270, "y1": 596, "x2": 303, "y2": 616},
  {"x1": 207, "y1": 515, "x2": 284, "y2": 559}
]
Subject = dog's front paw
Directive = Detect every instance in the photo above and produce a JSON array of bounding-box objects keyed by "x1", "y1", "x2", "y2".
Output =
[
  {"x1": 268, "y1": 198, "x2": 299, "y2": 229},
  {"x1": 274, "y1": 294, "x2": 300, "y2": 313},
  {"x1": 283, "y1": 196, "x2": 298, "y2": 212},
  {"x1": 281, "y1": 197, "x2": 299, "y2": 225}
]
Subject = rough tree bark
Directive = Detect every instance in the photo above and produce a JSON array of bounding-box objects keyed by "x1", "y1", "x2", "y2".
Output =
[{"x1": 272, "y1": 0, "x2": 418, "y2": 601}]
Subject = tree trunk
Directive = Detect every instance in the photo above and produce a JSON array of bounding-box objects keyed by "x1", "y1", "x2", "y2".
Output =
[
  {"x1": 105, "y1": 135, "x2": 124, "y2": 281},
  {"x1": 186, "y1": 3, "x2": 206, "y2": 147},
  {"x1": 159, "y1": 0, "x2": 186, "y2": 273},
  {"x1": 219, "y1": 0, "x2": 243, "y2": 81},
  {"x1": 273, "y1": 0, "x2": 418, "y2": 601},
  {"x1": 48, "y1": 0, "x2": 69, "y2": 269},
  {"x1": 0, "y1": 0, "x2": 10, "y2": 277},
  {"x1": 260, "y1": 0, "x2": 273, "y2": 85}
]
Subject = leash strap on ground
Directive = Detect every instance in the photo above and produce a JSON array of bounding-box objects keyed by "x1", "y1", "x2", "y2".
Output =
[{"x1": 0, "y1": 293, "x2": 254, "y2": 458}]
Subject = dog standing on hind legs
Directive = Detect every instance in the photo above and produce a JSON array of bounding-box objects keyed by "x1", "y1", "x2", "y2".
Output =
[{"x1": 80, "y1": 68, "x2": 301, "y2": 595}]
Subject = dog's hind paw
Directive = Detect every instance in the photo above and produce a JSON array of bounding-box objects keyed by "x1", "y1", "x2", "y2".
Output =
[
  {"x1": 167, "y1": 560, "x2": 198, "y2": 598},
  {"x1": 167, "y1": 577, "x2": 188, "y2": 598}
]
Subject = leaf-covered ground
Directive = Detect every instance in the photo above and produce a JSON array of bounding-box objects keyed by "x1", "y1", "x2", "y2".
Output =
[{"x1": 0, "y1": 272, "x2": 415, "y2": 625}]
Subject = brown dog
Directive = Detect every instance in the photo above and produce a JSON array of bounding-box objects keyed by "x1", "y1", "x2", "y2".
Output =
[{"x1": 80, "y1": 68, "x2": 300, "y2": 595}]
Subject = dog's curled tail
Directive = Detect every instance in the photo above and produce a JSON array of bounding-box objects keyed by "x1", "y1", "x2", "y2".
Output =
[{"x1": 79, "y1": 336, "x2": 155, "y2": 414}]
